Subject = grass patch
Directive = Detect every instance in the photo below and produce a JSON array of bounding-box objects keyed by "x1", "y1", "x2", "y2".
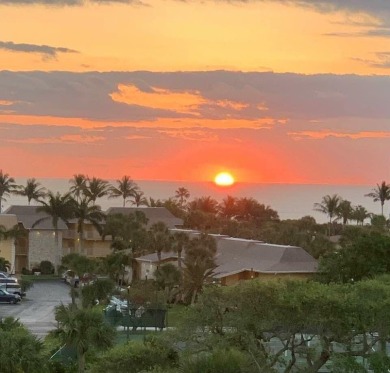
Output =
[{"x1": 166, "y1": 304, "x2": 189, "y2": 328}]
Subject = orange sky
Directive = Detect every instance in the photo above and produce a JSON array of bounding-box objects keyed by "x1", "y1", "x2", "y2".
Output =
[{"x1": 1, "y1": 0, "x2": 390, "y2": 184}]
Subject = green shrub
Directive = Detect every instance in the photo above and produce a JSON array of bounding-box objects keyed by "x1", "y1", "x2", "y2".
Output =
[
  {"x1": 19, "y1": 278, "x2": 34, "y2": 293},
  {"x1": 22, "y1": 267, "x2": 31, "y2": 275},
  {"x1": 40, "y1": 260, "x2": 54, "y2": 275},
  {"x1": 179, "y1": 349, "x2": 251, "y2": 373},
  {"x1": 90, "y1": 338, "x2": 178, "y2": 373}
]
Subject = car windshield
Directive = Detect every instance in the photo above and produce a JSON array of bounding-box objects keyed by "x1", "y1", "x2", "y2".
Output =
[{"x1": 0, "y1": 289, "x2": 10, "y2": 295}]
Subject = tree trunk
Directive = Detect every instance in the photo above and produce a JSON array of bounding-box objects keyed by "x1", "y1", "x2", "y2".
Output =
[
  {"x1": 55, "y1": 229, "x2": 60, "y2": 275},
  {"x1": 77, "y1": 348, "x2": 85, "y2": 373}
]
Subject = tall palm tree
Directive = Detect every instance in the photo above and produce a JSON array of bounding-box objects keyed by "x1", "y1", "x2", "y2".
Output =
[
  {"x1": 175, "y1": 187, "x2": 190, "y2": 206},
  {"x1": 72, "y1": 198, "x2": 105, "y2": 254},
  {"x1": 149, "y1": 222, "x2": 172, "y2": 266},
  {"x1": 0, "y1": 170, "x2": 18, "y2": 213},
  {"x1": 109, "y1": 175, "x2": 138, "y2": 207},
  {"x1": 14, "y1": 178, "x2": 46, "y2": 205},
  {"x1": 365, "y1": 181, "x2": 390, "y2": 216},
  {"x1": 172, "y1": 231, "x2": 190, "y2": 271},
  {"x1": 183, "y1": 234, "x2": 218, "y2": 304},
  {"x1": 34, "y1": 192, "x2": 75, "y2": 272},
  {"x1": 336, "y1": 199, "x2": 353, "y2": 225},
  {"x1": 84, "y1": 177, "x2": 110, "y2": 204},
  {"x1": 69, "y1": 174, "x2": 87, "y2": 202},
  {"x1": 314, "y1": 194, "x2": 341, "y2": 236},
  {"x1": 55, "y1": 304, "x2": 115, "y2": 373},
  {"x1": 131, "y1": 190, "x2": 148, "y2": 207}
]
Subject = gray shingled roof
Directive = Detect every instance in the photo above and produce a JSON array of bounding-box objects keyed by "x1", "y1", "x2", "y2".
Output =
[
  {"x1": 4, "y1": 206, "x2": 68, "y2": 230},
  {"x1": 105, "y1": 207, "x2": 183, "y2": 229},
  {"x1": 213, "y1": 238, "x2": 317, "y2": 278},
  {"x1": 135, "y1": 233, "x2": 317, "y2": 277}
]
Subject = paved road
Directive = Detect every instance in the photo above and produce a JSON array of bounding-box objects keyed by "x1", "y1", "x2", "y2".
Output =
[{"x1": 0, "y1": 280, "x2": 71, "y2": 339}]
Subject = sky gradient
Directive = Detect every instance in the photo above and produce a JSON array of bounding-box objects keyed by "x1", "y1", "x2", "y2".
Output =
[{"x1": 1, "y1": 0, "x2": 390, "y2": 184}]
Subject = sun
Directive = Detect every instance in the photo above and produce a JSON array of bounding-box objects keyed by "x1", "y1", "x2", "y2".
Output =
[{"x1": 214, "y1": 172, "x2": 235, "y2": 187}]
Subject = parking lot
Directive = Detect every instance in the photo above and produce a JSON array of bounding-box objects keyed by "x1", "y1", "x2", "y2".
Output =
[{"x1": 0, "y1": 280, "x2": 71, "y2": 339}]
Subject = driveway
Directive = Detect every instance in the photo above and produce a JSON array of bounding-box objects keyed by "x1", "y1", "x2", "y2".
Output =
[{"x1": 0, "y1": 280, "x2": 71, "y2": 339}]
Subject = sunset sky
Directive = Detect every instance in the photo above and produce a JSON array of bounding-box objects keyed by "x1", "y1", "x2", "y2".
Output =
[{"x1": 1, "y1": 0, "x2": 390, "y2": 184}]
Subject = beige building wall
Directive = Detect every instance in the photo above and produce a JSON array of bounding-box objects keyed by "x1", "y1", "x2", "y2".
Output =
[
  {"x1": 0, "y1": 239, "x2": 15, "y2": 272},
  {"x1": 0, "y1": 214, "x2": 18, "y2": 273}
]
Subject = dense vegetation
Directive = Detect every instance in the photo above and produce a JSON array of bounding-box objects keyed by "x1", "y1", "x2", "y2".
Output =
[{"x1": 2, "y1": 171, "x2": 390, "y2": 371}]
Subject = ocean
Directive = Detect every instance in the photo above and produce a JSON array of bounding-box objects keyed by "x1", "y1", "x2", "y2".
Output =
[{"x1": 4, "y1": 178, "x2": 386, "y2": 224}]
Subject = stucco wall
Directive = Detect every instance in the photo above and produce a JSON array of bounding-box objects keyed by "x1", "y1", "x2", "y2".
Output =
[
  {"x1": 28, "y1": 230, "x2": 63, "y2": 270},
  {"x1": 0, "y1": 239, "x2": 14, "y2": 272},
  {"x1": 221, "y1": 272, "x2": 313, "y2": 286}
]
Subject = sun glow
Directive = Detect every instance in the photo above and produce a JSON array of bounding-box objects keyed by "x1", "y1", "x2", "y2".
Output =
[{"x1": 214, "y1": 172, "x2": 235, "y2": 186}]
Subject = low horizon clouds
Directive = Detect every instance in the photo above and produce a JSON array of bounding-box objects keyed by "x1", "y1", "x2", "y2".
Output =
[{"x1": 0, "y1": 41, "x2": 78, "y2": 60}]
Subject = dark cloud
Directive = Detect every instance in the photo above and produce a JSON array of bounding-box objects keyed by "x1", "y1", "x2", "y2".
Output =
[
  {"x1": 0, "y1": 41, "x2": 78, "y2": 60},
  {"x1": 1, "y1": 71, "x2": 390, "y2": 124},
  {"x1": 325, "y1": 28, "x2": 390, "y2": 38},
  {"x1": 212, "y1": 1, "x2": 390, "y2": 15},
  {"x1": 353, "y1": 52, "x2": 390, "y2": 69}
]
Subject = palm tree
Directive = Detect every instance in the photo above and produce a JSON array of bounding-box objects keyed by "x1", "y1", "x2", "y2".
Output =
[
  {"x1": 0, "y1": 170, "x2": 18, "y2": 213},
  {"x1": 171, "y1": 231, "x2": 190, "y2": 272},
  {"x1": 182, "y1": 236, "x2": 218, "y2": 305},
  {"x1": 131, "y1": 190, "x2": 148, "y2": 207},
  {"x1": 14, "y1": 178, "x2": 46, "y2": 205},
  {"x1": 109, "y1": 175, "x2": 138, "y2": 207},
  {"x1": 0, "y1": 257, "x2": 10, "y2": 272},
  {"x1": 188, "y1": 196, "x2": 219, "y2": 214},
  {"x1": 352, "y1": 205, "x2": 370, "y2": 226},
  {"x1": 175, "y1": 187, "x2": 190, "y2": 206},
  {"x1": 336, "y1": 199, "x2": 353, "y2": 225},
  {"x1": 55, "y1": 304, "x2": 115, "y2": 373},
  {"x1": 365, "y1": 181, "x2": 390, "y2": 216},
  {"x1": 34, "y1": 192, "x2": 75, "y2": 272},
  {"x1": 149, "y1": 222, "x2": 172, "y2": 266},
  {"x1": 314, "y1": 194, "x2": 342, "y2": 236},
  {"x1": 69, "y1": 174, "x2": 87, "y2": 202},
  {"x1": 84, "y1": 177, "x2": 110, "y2": 204},
  {"x1": 72, "y1": 198, "x2": 105, "y2": 254},
  {"x1": 219, "y1": 195, "x2": 238, "y2": 219}
]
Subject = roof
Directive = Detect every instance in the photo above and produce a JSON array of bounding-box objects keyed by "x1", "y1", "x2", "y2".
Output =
[
  {"x1": 4, "y1": 206, "x2": 68, "y2": 230},
  {"x1": 213, "y1": 238, "x2": 318, "y2": 278},
  {"x1": 136, "y1": 252, "x2": 178, "y2": 263},
  {"x1": 135, "y1": 233, "x2": 317, "y2": 278},
  {"x1": 105, "y1": 207, "x2": 183, "y2": 229},
  {"x1": 0, "y1": 214, "x2": 18, "y2": 230}
]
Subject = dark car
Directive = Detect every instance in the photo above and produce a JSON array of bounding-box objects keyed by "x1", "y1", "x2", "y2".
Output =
[{"x1": 0, "y1": 288, "x2": 21, "y2": 304}]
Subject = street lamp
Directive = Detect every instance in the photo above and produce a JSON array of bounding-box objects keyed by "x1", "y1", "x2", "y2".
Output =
[{"x1": 126, "y1": 285, "x2": 131, "y2": 342}]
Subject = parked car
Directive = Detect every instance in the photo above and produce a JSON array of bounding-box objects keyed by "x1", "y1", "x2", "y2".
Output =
[
  {"x1": 0, "y1": 277, "x2": 19, "y2": 286},
  {"x1": 0, "y1": 288, "x2": 21, "y2": 304},
  {"x1": 62, "y1": 270, "x2": 80, "y2": 287},
  {"x1": 0, "y1": 271, "x2": 16, "y2": 279},
  {"x1": 0, "y1": 283, "x2": 25, "y2": 297}
]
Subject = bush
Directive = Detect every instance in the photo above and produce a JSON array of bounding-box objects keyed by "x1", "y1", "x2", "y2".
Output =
[
  {"x1": 21, "y1": 267, "x2": 31, "y2": 275},
  {"x1": 90, "y1": 338, "x2": 178, "y2": 373},
  {"x1": 40, "y1": 261, "x2": 54, "y2": 275},
  {"x1": 179, "y1": 349, "x2": 251, "y2": 373},
  {"x1": 19, "y1": 278, "x2": 34, "y2": 293}
]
